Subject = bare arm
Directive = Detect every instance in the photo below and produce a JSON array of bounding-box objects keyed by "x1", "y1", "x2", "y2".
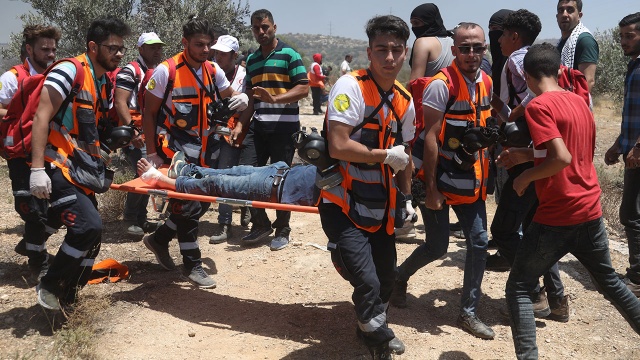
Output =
[
  {"x1": 409, "y1": 37, "x2": 438, "y2": 82},
  {"x1": 114, "y1": 87, "x2": 133, "y2": 126},
  {"x1": 31, "y1": 85, "x2": 63, "y2": 168},
  {"x1": 252, "y1": 83, "x2": 309, "y2": 104},
  {"x1": 142, "y1": 92, "x2": 163, "y2": 154},
  {"x1": 0, "y1": 104, "x2": 7, "y2": 117},
  {"x1": 422, "y1": 104, "x2": 446, "y2": 210},
  {"x1": 327, "y1": 121, "x2": 387, "y2": 164},
  {"x1": 578, "y1": 62, "x2": 597, "y2": 91},
  {"x1": 512, "y1": 137, "x2": 572, "y2": 196}
]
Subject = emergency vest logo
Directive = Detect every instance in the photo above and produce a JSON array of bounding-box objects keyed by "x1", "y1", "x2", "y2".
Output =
[
  {"x1": 448, "y1": 137, "x2": 460, "y2": 149},
  {"x1": 148, "y1": 78, "x2": 156, "y2": 90},
  {"x1": 0, "y1": 82, "x2": 3, "y2": 91},
  {"x1": 334, "y1": 94, "x2": 350, "y2": 112}
]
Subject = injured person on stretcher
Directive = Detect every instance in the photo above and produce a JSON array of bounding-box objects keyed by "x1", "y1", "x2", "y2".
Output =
[{"x1": 137, "y1": 152, "x2": 319, "y2": 206}]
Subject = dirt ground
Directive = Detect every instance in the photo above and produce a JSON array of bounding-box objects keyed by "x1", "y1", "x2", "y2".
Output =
[{"x1": 1, "y1": 100, "x2": 639, "y2": 360}]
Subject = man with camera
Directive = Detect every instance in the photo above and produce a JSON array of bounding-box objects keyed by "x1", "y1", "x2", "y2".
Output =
[
  {"x1": 391, "y1": 22, "x2": 496, "y2": 340},
  {"x1": 208, "y1": 34, "x2": 251, "y2": 244},
  {"x1": 142, "y1": 17, "x2": 248, "y2": 289}
]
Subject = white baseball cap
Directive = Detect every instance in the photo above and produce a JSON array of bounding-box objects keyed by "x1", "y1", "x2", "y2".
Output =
[
  {"x1": 137, "y1": 32, "x2": 165, "y2": 47},
  {"x1": 212, "y1": 35, "x2": 239, "y2": 53}
]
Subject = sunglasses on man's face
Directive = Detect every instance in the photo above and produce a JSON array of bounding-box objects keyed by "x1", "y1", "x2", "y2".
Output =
[{"x1": 457, "y1": 45, "x2": 486, "y2": 55}]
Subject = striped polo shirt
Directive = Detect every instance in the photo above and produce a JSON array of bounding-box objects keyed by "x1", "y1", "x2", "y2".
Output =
[{"x1": 245, "y1": 39, "x2": 308, "y2": 133}]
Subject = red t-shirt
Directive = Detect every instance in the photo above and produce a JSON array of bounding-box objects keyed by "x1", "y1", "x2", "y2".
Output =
[{"x1": 525, "y1": 90, "x2": 602, "y2": 226}]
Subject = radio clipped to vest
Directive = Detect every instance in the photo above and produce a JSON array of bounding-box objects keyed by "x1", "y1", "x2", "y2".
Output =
[{"x1": 292, "y1": 127, "x2": 343, "y2": 190}]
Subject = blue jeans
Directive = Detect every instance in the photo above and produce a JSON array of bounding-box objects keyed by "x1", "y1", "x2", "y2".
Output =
[
  {"x1": 397, "y1": 198, "x2": 489, "y2": 315},
  {"x1": 175, "y1": 162, "x2": 289, "y2": 202},
  {"x1": 506, "y1": 218, "x2": 640, "y2": 359},
  {"x1": 122, "y1": 145, "x2": 150, "y2": 225},
  {"x1": 621, "y1": 167, "x2": 640, "y2": 283},
  {"x1": 491, "y1": 163, "x2": 565, "y2": 299},
  {"x1": 210, "y1": 141, "x2": 241, "y2": 225}
]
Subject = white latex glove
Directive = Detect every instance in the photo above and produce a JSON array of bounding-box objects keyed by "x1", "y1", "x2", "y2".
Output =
[
  {"x1": 405, "y1": 201, "x2": 416, "y2": 223},
  {"x1": 147, "y1": 152, "x2": 164, "y2": 168},
  {"x1": 383, "y1": 145, "x2": 409, "y2": 174},
  {"x1": 228, "y1": 93, "x2": 249, "y2": 111},
  {"x1": 30, "y1": 168, "x2": 51, "y2": 199}
]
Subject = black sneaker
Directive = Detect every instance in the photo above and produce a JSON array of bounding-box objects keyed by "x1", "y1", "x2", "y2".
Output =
[
  {"x1": 14, "y1": 239, "x2": 27, "y2": 256},
  {"x1": 456, "y1": 313, "x2": 495, "y2": 339},
  {"x1": 240, "y1": 207, "x2": 251, "y2": 227},
  {"x1": 143, "y1": 234, "x2": 175, "y2": 270},
  {"x1": 356, "y1": 328, "x2": 404, "y2": 356},
  {"x1": 485, "y1": 252, "x2": 511, "y2": 272},
  {"x1": 390, "y1": 279, "x2": 408, "y2": 308},
  {"x1": 241, "y1": 226, "x2": 273, "y2": 245},
  {"x1": 210, "y1": 224, "x2": 232, "y2": 244}
]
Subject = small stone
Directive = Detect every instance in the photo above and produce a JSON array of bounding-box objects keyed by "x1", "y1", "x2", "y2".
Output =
[
  {"x1": 237, "y1": 262, "x2": 243, "y2": 268},
  {"x1": 188, "y1": 331, "x2": 196, "y2": 337},
  {"x1": 545, "y1": 338, "x2": 551, "y2": 343},
  {"x1": 0, "y1": 294, "x2": 9, "y2": 301}
]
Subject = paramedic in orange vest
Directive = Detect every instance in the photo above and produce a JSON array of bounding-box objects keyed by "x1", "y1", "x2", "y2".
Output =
[
  {"x1": 29, "y1": 16, "x2": 131, "y2": 311},
  {"x1": 142, "y1": 16, "x2": 248, "y2": 289},
  {"x1": 114, "y1": 32, "x2": 165, "y2": 237},
  {"x1": 0, "y1": 25, "x2": 61, "y2": 282},
  {"x1": 308, "y1": 53, "x2": 326, "y2": 115},
  {"x1": 391, "y1": 23, "x2": 496, "y2": 340},
  {"x1": 318, "y1": 15, "x2": 415, "y2": 359}
]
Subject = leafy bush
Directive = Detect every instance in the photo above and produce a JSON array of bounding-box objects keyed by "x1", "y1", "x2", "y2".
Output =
[{"x1": 593, "y1": 27, "x2": 627, "y2": 104}]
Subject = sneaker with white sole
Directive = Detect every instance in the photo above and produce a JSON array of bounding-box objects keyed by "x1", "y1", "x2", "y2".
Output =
[
  {"x1": 143, "y1": 234, "x2": 175, "y2": 270},
  {"x1": 184, "y1": 265, "x2": 216, "y2": 289},
  {"x1": 168, "y1": 151, "x2": 187, "y2": 179},
  {"x1": 37, "y1": 285, "x2": 60, "y2": 311},
  {"x1": 210, "y1": 224, "x2": 232, "y2": 244},
  {"x1": 395, "y1": 222, "x2": 416, "y2": 243}
]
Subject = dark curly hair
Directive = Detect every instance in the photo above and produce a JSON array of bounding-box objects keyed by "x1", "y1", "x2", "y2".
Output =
[
  {"x1": 502, "y1": 9, "x2": 542, "y2": 46},
  {"x1": 183, "y1": 15, "x2": 214, "y2": 40},
  {"x1": 23, "y1": 25, "x2": 61, "y2": 47},
  {"x1": 86, "y1": 16, "x2": 130, "y2": 50},
  {"x1": 365, "y1": 15, "x2": 410, "y2": 46},
  {"x1": 523, "y1": 43, "x2": 561, "y2": 80}
]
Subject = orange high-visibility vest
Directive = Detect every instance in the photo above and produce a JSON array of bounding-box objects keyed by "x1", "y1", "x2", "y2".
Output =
[
  {"x1": 319, "y1": 69, "x2": 412, "y2": 235},
  {"x1": 155, "y1": 52, "x2": 217, "y2": 167},
  {"x1": 422, "y1": 62, "x2": 492, "y2": 205}
]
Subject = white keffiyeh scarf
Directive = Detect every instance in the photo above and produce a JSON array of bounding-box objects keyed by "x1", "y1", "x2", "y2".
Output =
[{"x1": 559, "y1": 22, "x2": 591, "y2": 69}]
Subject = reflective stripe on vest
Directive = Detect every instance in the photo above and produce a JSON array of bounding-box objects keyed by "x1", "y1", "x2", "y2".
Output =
[
  {"x1": 45, "y1": 54, "x2": 108, "y2": 194},
  {"x1": 319, "y1": 69, "x2": 411, "y2": 234},
  {"x1": 157, "y1": 52, "x2": 216, "y2": 167},
  {"x1": 430, "y1": 63, "x2": 491, "y2": 205}
]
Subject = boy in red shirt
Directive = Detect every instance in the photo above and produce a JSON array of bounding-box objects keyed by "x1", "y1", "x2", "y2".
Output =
[{"x1": 498, "y1": 43, "x2": 640, "y2": 359}]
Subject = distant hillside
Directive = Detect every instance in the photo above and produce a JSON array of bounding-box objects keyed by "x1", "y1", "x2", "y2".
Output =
[{"x1": 277, "y1": 33, "x2": 411, "y2": 85}]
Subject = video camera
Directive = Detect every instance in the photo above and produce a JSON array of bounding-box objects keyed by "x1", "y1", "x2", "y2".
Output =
[
  {"x1": 292, "y1": 127, "x2": 343, "y2": 189},
  {"x1": 207, "y1": 98, "x2": 236, "y2": 136},
  {"x1": 453, "y1": 116, "x2": 532, "y2": 170}
]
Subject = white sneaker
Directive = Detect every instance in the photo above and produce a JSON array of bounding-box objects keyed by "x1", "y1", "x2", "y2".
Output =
[{"x1": 395, "y1": 222, "x2": 416, "y2": 242}]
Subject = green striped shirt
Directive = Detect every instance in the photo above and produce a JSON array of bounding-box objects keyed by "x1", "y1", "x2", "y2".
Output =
[{"x1": 245, "y1": 39, "x2": 308, "y2": 133}]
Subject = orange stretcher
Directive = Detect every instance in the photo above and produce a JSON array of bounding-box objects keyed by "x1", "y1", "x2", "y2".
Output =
[{"x1": 109, "y1": 168, "x2": 320, "y2": 214}]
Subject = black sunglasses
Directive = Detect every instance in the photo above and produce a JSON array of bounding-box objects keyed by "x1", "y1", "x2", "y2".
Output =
[
  {"x1": 457, "y1": 45, "x2": 486, "y2": 55},
  {"x1": 99, "y1": 44, "x2": 127, "y2": 55}
]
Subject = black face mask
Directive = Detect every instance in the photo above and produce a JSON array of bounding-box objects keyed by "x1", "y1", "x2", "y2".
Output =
[
  {"x1": 412, "y1": 25, "x2": 429, "y2": 38},
  {"x1": 488, "y1": 30, "x2": 504, "y2": 59}
]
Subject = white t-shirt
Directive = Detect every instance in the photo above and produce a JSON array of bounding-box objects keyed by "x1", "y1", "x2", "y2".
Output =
[
  {"x1": 146, "y1": 60, "x2": 230, "y2": 109},
  {"x1": 227, "y1": 64, "x2": 246, "y2": 93},
  {"x1": 0, "y1": 59, "x2": 38, "y2": 106},
  {"x1": 327, "y1": 74, "x2": 415, "y2": 144},
  {"x1": 340, "y1": 60, "x2": 351, "y2": 75}
]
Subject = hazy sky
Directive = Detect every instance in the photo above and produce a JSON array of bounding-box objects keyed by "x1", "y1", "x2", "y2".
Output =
[{"x1": 1, "y1": 0, "x2": 635, "y2": 44}]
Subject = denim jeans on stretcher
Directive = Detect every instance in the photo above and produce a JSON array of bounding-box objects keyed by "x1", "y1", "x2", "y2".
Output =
[
  {"x1": 506, "y1": 218, "x2": 640, "y2": 359},
  {"x1": 175, "y1": 162, "x2": 289, "y2": 202}
]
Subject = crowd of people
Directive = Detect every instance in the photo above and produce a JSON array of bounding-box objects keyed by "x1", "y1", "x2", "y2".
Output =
[{"x1": 1, "y1": 1, "x2": 640, "y2": 359}]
